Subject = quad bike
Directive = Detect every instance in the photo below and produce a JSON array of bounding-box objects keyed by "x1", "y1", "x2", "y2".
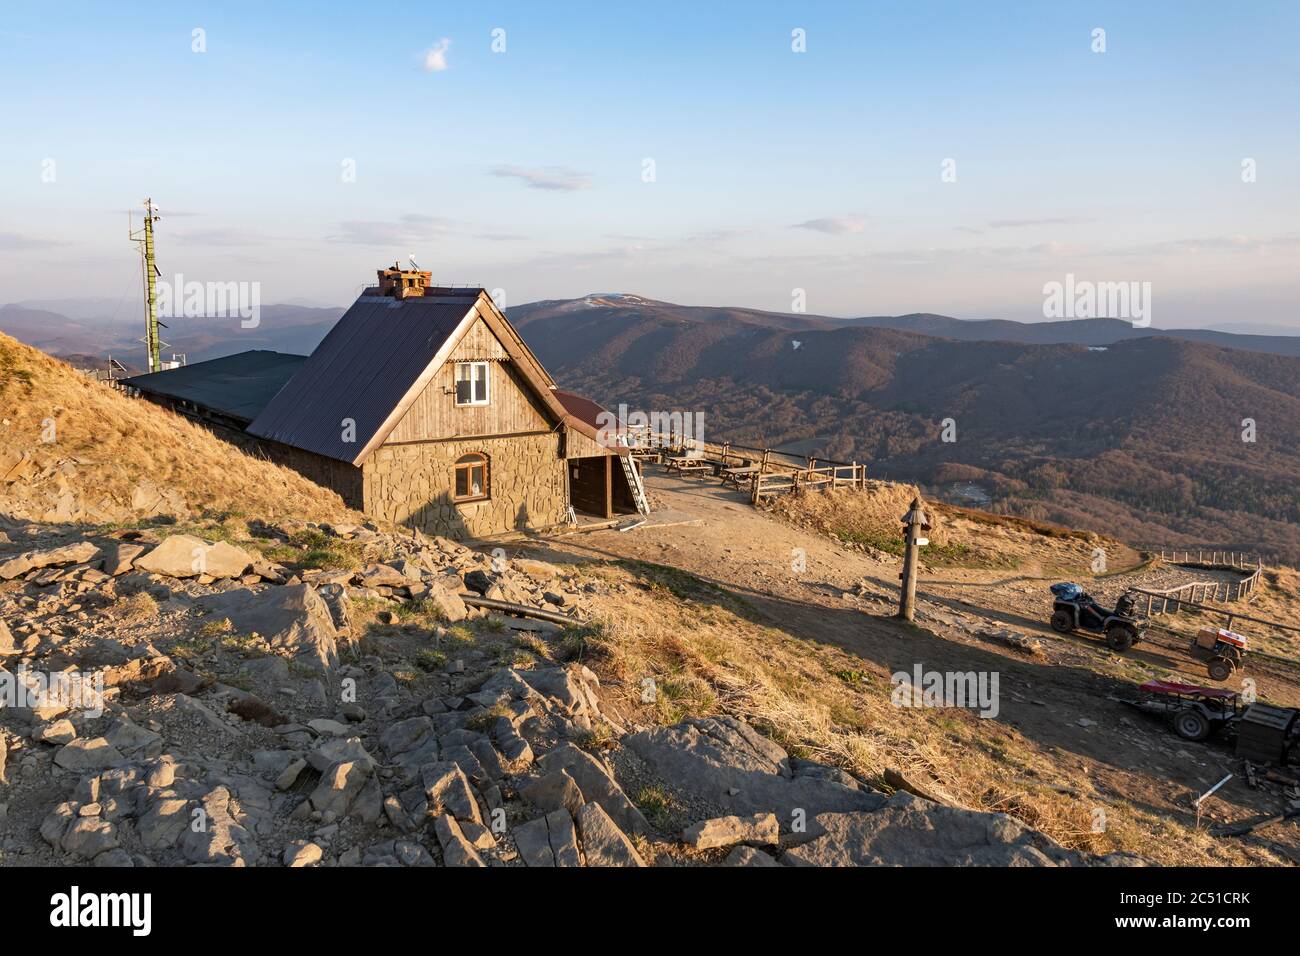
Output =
[
  {"x1": 1189, "y1": 627, "x2": 1247, "y2": 682},
  {"x1": 1049, "y1": 582, "x2": 1146, "y2": 651}
]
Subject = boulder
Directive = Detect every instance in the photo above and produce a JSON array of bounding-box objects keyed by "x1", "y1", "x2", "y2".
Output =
[
  {"x1": 0, "y1": 540, "x2": 99, "y2": 580},
  {"x1": 625, "y1": 716, "x2": 884, "y2": 821},
  {"x1": 284, "y1": 841, "x2": 324, "y2": 867},
  {"x1": 522, "y1": 769, "x2": 584, "y2": 816},
  {"x1": 198, "y1": 583, "x2": 338, "y2": 672},
  {"x1": 513, "y1": 558, "x2": 561, "y2": 580},
  {"x1": 134, "y1": 534, "x2": 252, "y2": 579},
  {"x1": 537, "y1": 743, "x2": 649, "y2": 836},
  {"x1": 780, "y1": 792, "x2": 1084, "y2": 867},
  {"x1": 433, "y1": 815, "x2": 486, "y2": 868},
  {"x1": 53, "y1": 737, "x2": 125, "y2": 772},
  {"x1": 723, "y1": 846, "x2": 782, "y2": 867},
  {"x1": 514, "y1": 809, "x2": 581, "y2": 867},
  {"x1": 305, "y1": 761, "x2": 370, "y2": 819},
  {"x1": 138, "y1": 797, "x2": 189, "y2": 851},
  {"x1": 34, "y1": 718, "x2": 78, "y2": 745},
  {"x1": 101, "y1": 541, "x2": 146, "y2": 576},
  {"x1": 576, "y1": 801, "x2": 645, "y2": 867},
  {"x1": 683, "y1": 812, "x2": 779, "y2": 850},
  {"x1": 61, "y1": 818, "x2": 119, "y2": 861},
  {"x1": 421, "y1": 761, "x2": 483, "y2": 825},
  {"x1": 424, "y1": 582, "x2": 468, "y2": 623},
  {"x1": 180, "y1": 785, "x2": 256, "y2": 866}
]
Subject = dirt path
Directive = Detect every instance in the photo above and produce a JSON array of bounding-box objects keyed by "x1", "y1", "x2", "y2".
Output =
[{"x1": 514, "y1": 468, "x2": 1300, "y2": 864}]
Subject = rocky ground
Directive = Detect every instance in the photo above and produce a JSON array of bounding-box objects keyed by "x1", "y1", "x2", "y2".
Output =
[{"x1": 0, "y1": 514, "x2": 1144, "y2": 867}]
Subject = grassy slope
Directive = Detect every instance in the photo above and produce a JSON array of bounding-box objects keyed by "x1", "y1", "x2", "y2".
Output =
[{"x1": 0, "y1": 332, "x2": 356, "y2": 526}]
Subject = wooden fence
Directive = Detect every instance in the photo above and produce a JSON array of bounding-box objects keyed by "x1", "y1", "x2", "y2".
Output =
[
  {"x1": 626, "y1": 431, "x2": 867, "y2": 503},
  {"x1": 1136, "y1": 549, "x2": 1264, "y2": 613},
  {"x1": 1151, "y1": 549, "x2": 1261, "y2": 570}
]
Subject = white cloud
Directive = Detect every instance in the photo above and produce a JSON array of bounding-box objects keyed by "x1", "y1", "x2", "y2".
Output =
[
  {"x1": 793, "y1": 216, "x2": 868, "y2": 235},
  {"x1": 422, "y1": 38, "x2": 451, "y2": 72},
  {"x1": 326, "y1": 214, "x2": 451, "y2": 246},
  {"x1": 491, "y1": 165, "x2": 593, "y2": 191}
]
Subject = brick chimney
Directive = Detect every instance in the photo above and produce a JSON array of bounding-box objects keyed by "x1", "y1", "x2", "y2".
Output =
[{"x1": 376, "y1": 262, "x2": 432, "y2": 298}]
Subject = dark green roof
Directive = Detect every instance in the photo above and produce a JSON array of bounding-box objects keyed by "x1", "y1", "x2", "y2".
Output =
[{"x1": 123, "y1": 350, "x2": 307, "y2": 424}]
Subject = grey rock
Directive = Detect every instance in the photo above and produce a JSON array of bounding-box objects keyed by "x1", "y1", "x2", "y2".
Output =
[
  {"x1": 522, "y1": 769, "x2": 584, "y2": 816},
  {"x1": 180, "y1": 786, "x2": 256, "y2": 866},
  {"x1": 54, "y1": 737, "x2": 125, "y2": 772},
  {"x1": 34, "y1": 719, "x2": 77, "y2": 745},
  {"x1": 433, "y1": 814, "x2": 486, "y2": 867},
  {"x1": 197, "y1": 583, "x2": 338, "y2": 673},
  {"x1": 538, "y1": 743, "x2": 649, "y2": 836},
  {"x1": 723, "y1": 846, "x2": 782, "y2": 867},
  {"x1": 138, "y1": 798, "x2": 189, "y2": 851},
  {"x1": 134, "y1": 535, "x2": 251, "y2": 579},
  {"x1": 284, "y1": 840, "x2": 324, "y2": 867},
  {"x1": 780, "y1": 793, "x2": 1081, "y2": 867},
  {"x1": 421, "y1": 761, "x2": 482, "y2": 825},
  {"x1": 683, "y1": 812, "x2": 779, "y2": 850},
  {"x1": 0, "y1": 541, "x2": 99, "y2": 580},
  {"x1": 62, "y1": 818, "x2": 119, "y2": 860},
  {"x1": 625, "y1": 716, "x2": 885, "y2": 820},
  {"x1": 576, "y1": 801, "x2": 645, "y2": 867},
  {"x1": 306, "y1": 761, "x2": 370, "y2": 819}
]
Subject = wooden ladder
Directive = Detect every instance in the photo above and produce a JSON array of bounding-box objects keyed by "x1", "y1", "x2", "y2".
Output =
[{"x1": 616, "y1": 437, "x2": 651, "y2": 514}]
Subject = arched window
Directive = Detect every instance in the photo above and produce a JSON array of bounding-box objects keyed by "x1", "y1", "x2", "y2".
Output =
[{"x1": 453, "y1": 453, "x2": 489, "y2": 502}]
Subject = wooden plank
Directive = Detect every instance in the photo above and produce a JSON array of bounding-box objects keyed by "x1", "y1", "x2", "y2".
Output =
[{"x1": 604, "y1": 453, "x2": 613, "y2": 519}]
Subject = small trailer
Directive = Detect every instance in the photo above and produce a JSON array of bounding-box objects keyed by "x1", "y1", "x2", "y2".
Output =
[
  {"x1": 1126, "y1": 680, "x2": 1241, "y2": 742},
  {"x1": 1125, "y1": 680, "x2": 1300, "y2": 764}
]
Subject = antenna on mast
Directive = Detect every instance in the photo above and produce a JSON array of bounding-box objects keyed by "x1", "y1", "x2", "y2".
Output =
[{"x1": 128, "y1": 198, "x2": 166, "y2": 373}]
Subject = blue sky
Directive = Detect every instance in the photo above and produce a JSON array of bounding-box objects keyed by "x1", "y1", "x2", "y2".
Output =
[{"x1": 1, "y1": 0, "x2": 1297, "y2": 326}]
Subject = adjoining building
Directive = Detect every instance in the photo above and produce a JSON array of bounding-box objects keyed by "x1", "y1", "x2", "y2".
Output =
[{"x1": 124, "y1": 264, "x2": 645, "y2": 538}]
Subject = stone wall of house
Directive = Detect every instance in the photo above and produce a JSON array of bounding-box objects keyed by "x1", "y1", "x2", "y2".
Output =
[{"x1": 363, "y1": 433, "x2": 568, "y2": 539}]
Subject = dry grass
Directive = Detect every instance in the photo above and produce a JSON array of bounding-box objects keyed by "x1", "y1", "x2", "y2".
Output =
[
  {"x1": 575, "y1": 560, "x2": 1261, "y2": 866},
  {"x1": 771, "y1": 484, "x2": 1114, "y2": 572},
  {"x1": 0, "y1": 334, "x2": 358, "y2": 525}
]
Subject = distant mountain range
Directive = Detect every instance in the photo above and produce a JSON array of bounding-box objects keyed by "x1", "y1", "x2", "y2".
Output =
[
  {"x1": 0, "y1": 302, "x2": 346, "y2": 372},
  {"x1": 508, "y1": 294, "x2": 1300, "y2": 357},
  {"x1": 509, "y1": 295, "x2": 1300, "y2": 564},
  {"x1": 4, "y1": 292, "x2": 1298, "y2": 561}
]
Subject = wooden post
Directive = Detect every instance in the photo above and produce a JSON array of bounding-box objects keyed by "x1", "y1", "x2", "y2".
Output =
[
  {"x1": 603, "y1": 454, "x2": 613, "y2": 519},
  {"x1": 897, "y1": 495, "x2": 928, "y2": 622}
]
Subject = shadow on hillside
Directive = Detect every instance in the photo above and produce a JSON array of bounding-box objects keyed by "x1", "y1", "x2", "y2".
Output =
[{"x1": 508, "y1": 537, "x2": 1251, "y2": 797}]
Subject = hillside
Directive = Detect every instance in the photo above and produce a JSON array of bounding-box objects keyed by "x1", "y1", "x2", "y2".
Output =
[
  {"x1": 512, "y1": 302, "x2": 1300, "y2": 564},
  {"x1": 0, "y1": 332, "x2": 354, "y2": 528},
  {"x1": 508, "y1": 296, "x2": 1300, "y2": 358}
]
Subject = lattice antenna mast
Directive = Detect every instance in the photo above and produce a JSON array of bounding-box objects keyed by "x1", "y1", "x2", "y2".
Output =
[{"x1": 128, "y1": 199, "x2": 166, "y2": 373}]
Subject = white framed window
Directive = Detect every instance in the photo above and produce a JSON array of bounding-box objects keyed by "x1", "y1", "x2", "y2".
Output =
[{"x1": 454, "y1": 361, "x2": 490, "y2": 406}]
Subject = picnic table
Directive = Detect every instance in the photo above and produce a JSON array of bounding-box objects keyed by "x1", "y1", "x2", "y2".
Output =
[
  {"x1": 666, "y1": 455, "x2": 713, "y2": 475},
  {"x1": 720, "y1": 464, "x2": 761, "y2": 488}
]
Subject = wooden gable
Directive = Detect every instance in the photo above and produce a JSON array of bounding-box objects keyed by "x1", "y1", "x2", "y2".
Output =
[{"x1": 383, "y1": 315, "x2": 557, "y2": 445}]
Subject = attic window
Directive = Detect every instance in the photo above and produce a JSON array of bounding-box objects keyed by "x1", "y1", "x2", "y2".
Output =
[
  {"x1": 453, "y1": 453, "x2": 489, "y2": 502},
  {"x1": 454, "y1": 362, "x2": 490, "y2": 406}
]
